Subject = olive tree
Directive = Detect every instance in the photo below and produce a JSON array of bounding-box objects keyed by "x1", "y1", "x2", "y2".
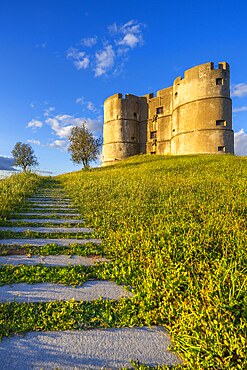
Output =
[
  {"x1": 68, "y1": 124, "x2": 101, "y2": 169},
  {"x1": 12, "y1": 142, "x2": 39, "y2": 172}
]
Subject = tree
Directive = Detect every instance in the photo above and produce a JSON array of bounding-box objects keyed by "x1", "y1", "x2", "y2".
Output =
[
  {"x1": 12, "y1": 142, "x2": 39, "y2": 172},
  {"x1": 68, "y1": 124, "x2": 101, "y2": 169}
]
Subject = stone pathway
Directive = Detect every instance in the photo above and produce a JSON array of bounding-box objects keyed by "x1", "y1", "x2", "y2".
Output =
[
  {"x1": 0, "y1": 185, "x2": 182, "y2": 368},
  {"x1": 0, "y1": 238, "x2": 101, "y2": 246},
  {"x1": 0, "y1": 255, "x2": 109, "y2": 266},
  {"x1": 10, "y1": 218, "x2": 83, "y2": 224},
  {"x1": 0, "y1": 327, "x2": 179, "y2": 370},
  {"x1": 0, "y1": 226, "x2": 93, "y2": 233}
]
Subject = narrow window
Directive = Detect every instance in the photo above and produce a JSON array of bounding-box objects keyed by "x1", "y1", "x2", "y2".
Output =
[
  {"x1": 216, "y1": 120, "x2": 226, "y2": 127},
  {"x1": 156, "y1": 107, "x2": 163, "y2": 115},
  {"x1": 216, "y1": 78, "x2": 223, "y2": 85},
  {"x1": 133, "y1": 112, "x2": 137, "y2": 118},
  {"x1": 218, "y1": 146, "x2": 226, "y2": 152},
  {"x1": 150, "y1": 131, "x2": 157, "y2": 139}
]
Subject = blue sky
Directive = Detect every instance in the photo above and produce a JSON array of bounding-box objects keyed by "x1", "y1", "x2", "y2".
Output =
[{"x1": 0, "y1": 0, "x2": 247, "y2": 175}]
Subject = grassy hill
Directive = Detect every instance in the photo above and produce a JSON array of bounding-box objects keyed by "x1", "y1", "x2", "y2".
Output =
[{"x1": 58, "y1": 154, "x2": 247, "y2": 369}]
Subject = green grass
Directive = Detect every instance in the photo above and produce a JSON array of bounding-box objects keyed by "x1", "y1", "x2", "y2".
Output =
[
  {"x1": 0, "y1": 264, "x2": 107, "y2": 285},
  {"x1": 0, "y1": 155, "x2": 246, "y2": 369},
  {"x1": 57, "y1": 154, "x2": 247, "y2": 370},
  {"x1": 0, "y1": 173, "x2": 41, "y2": 219},
  {"x1": 0, "y1": 242, "x2": 105, "y2": 257},
  {"x1": 0, "y1": 298, "x2": 144, "y2": 340}
]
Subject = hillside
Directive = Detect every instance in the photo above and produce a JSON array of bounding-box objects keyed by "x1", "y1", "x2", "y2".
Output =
[{"x1": 59, "y1": 154, "x2": 247, "y2": 369}]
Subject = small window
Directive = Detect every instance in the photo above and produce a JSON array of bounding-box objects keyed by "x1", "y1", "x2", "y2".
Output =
[
  {"x1": 216, "y1": 120, "x2": 226, "y2": 127},
  {"x1": 156, "y1": 107, "x2": 163, "y2": 115},
  {"x1": 175, "y1": 92, "x2": 178, "y2": 97},
  {"x1": 150, "y1": 131, "x2": 157, "y2": 139},
  {"x1": 218, "y1": 146, "x2": 226, "y2": 152},
  {"x1": 151, "y1": 151, "x2": 156, "y2": 154},
  {"x1": 216, "y1": 78, "x2": 223, "y2": 86},
  {"x1": 172, "y1": 129, "x2": 175, "y2": 132},
  {"x1": 133, "y1": 112, "x2": 137, "y2": 118}
]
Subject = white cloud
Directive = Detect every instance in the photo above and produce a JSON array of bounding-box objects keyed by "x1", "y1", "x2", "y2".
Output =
[
  {"x1": 44, "y1": 106, "x2": 55, "y2": 117},
  {"x1": 67, "y1": 19, "x2": 145, "y2": 77},
  {"x1": 27, "y1": 139, "x2": 41, "y2": 145},
  {"x1": 233, "y1": 106, "x2": 247, "y2": 113},
  {"x1": 76, "y1": 96, "x2": 99, "y2": 113},
  {"x1": 45, "y1": 114, "x2": 102, "y2": 139},
  {"x1": 49, "y1": 140, "x2": 68, "y2": 150},
  {"x1": 234, "y1": 129, "x2": 247, "y2": 155},
  {"x1": 87, "y1": 101, "x2": 97, "y2": 111},
  {"x1": 113, "y1": 20, "x2": 144, "y2": 49},
  {"x1": 67, "y1": 48, "x2": 90, "y2": 70},
  {"x1": 75, "y1": 97, "x2": 85, "y2": 105},
  {"x1": 27, "y1": 119, "x2": 43, "y2": 129},
  {"x1": 118, "y1": 33, "x2": 142, "y2": 48},
  {"x1": 231, "y1": 83, "x2": 247, "y2": 97},
  {"x1": 95, "y1": 45, "x2": 115, "y2": 77},
  {"x1": 81, "y1": 37, "x2": 97, "y2": 47}
]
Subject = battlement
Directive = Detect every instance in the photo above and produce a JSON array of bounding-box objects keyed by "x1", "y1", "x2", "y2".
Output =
[{"x1": 102, "y1": 61, "x2": 234, "y2": 166}]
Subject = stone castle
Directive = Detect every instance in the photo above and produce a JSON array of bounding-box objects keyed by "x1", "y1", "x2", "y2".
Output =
[{"x1": 102, "y1": 61, "x2": 234, "y2": 166}]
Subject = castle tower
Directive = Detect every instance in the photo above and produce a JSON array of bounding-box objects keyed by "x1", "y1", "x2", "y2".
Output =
[
  {"x1": 171, "y1": 62, "x2": 234, "y2": 155},
  {"x1": 102, "y1": 61, "x2": 234, "y2": 166},
  {"x1": 102, "y1": 93, "x2": 148, "y2": 166}
]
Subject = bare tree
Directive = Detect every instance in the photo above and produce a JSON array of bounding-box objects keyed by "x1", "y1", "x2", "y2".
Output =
[
  {"x1": 68, "y1": 124, "x2": 101, "y2": 169},
  {"x1": 12, "y1": 142, "x2": 39, "y2": 172}
]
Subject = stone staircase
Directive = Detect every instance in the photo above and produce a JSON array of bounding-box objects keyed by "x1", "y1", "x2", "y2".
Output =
[{"x1": 0, "y1": 185, "x2": 182, "y2": 369}]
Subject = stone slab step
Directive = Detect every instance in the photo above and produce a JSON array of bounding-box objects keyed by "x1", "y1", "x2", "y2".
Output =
[
  {"x1": 0, "y1": 281, "x2": 132, "y2": 302},
  {"x1": 16, "y1": 213, "x2": 81, "y2": 217},
  {"x1": 0, "y1": 255, "x2": 109, "y2": 266},
  {"x1": 10, "y1": 219, "x2": 83, "y2": 224},
  {"x1": 0, "y1": 238, "x2": 101, "y2": 246},
  {"x1": 30, "y1": 207, "x2": 77, "y2": 211},
  {"x1": 29, "y1": 197, "x2": 71, "y2": 201},
  {"x1": 0, "y1": 327, "x2": 182, "y2": 369},
  {"x1": 0, "y1": 226, "x2": 93, "y2": 233},
  {"x1": 28, "y1": 203, "x2": 72, "y2": 207}
]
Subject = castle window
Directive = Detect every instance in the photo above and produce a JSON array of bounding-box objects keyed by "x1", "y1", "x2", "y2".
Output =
[
  {"x1": 156, "y1": 107, "x2": 163, "y2": 115},
  {"x1": 218, "y1": 146, "x2": 226, "y2": 152},
  {"x1": 216, "y1": 120, "x2": 227, "y2": 127},
  {"x1": 175, "y1": 92, "x2": 178, "y2": 97},
  {"x1": 216, "y1": 78, "x2": 223, "y2": 85},
  {"x1": 151, "y1": 151, "x2": 156, "y2": 154},
  {"x1": 150, "y1": 131, "x2": 157, "y2": 139},
  {"x1": 133, "y1": 112, "x2": 137, "y2": 118}
]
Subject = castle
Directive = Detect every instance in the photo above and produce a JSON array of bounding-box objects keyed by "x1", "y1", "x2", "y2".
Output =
[{"x1": 102, "y1": 62, "x2": 234, "y2": 166}]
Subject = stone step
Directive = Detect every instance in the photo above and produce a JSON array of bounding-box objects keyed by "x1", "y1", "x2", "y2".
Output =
[
  {"x1": 30, "y1": 207, "x2": 77, "y2": 211},
  {"x1": 0, "y1": 281, "x2": 132, "y2": 302},
  {"x1": 16, "y1": 213, "x2": 81, "y2": 217},
  {"x1": 28, "y1": 203, "x2": 72, "y2": 207},
  {"x1": 0, "y1": 327, "x2": 182, "y2": 369},
  {"x1": 10, "y1": 219, "x2": 83, "y2": 224},
  {"x1": 0, "y1": 238, "x2": 101, "y2": 246},
  {"x1": 28, "y1": 195, "x2": 71, "y2": 201},
  {"x1": 0, "y1": 226, "x2": 93, "y2": 233},
  {"x1": 0, "y1": 255, "x2": 109, "y2": 266}
]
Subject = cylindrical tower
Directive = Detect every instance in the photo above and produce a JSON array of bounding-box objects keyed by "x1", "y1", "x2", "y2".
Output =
[
  {"x1": 171, "y1": 62, "x2": 234, "y2": 155},
  {"x1": 102, "y1": 93, "x2": 146, "y2": 166}
]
